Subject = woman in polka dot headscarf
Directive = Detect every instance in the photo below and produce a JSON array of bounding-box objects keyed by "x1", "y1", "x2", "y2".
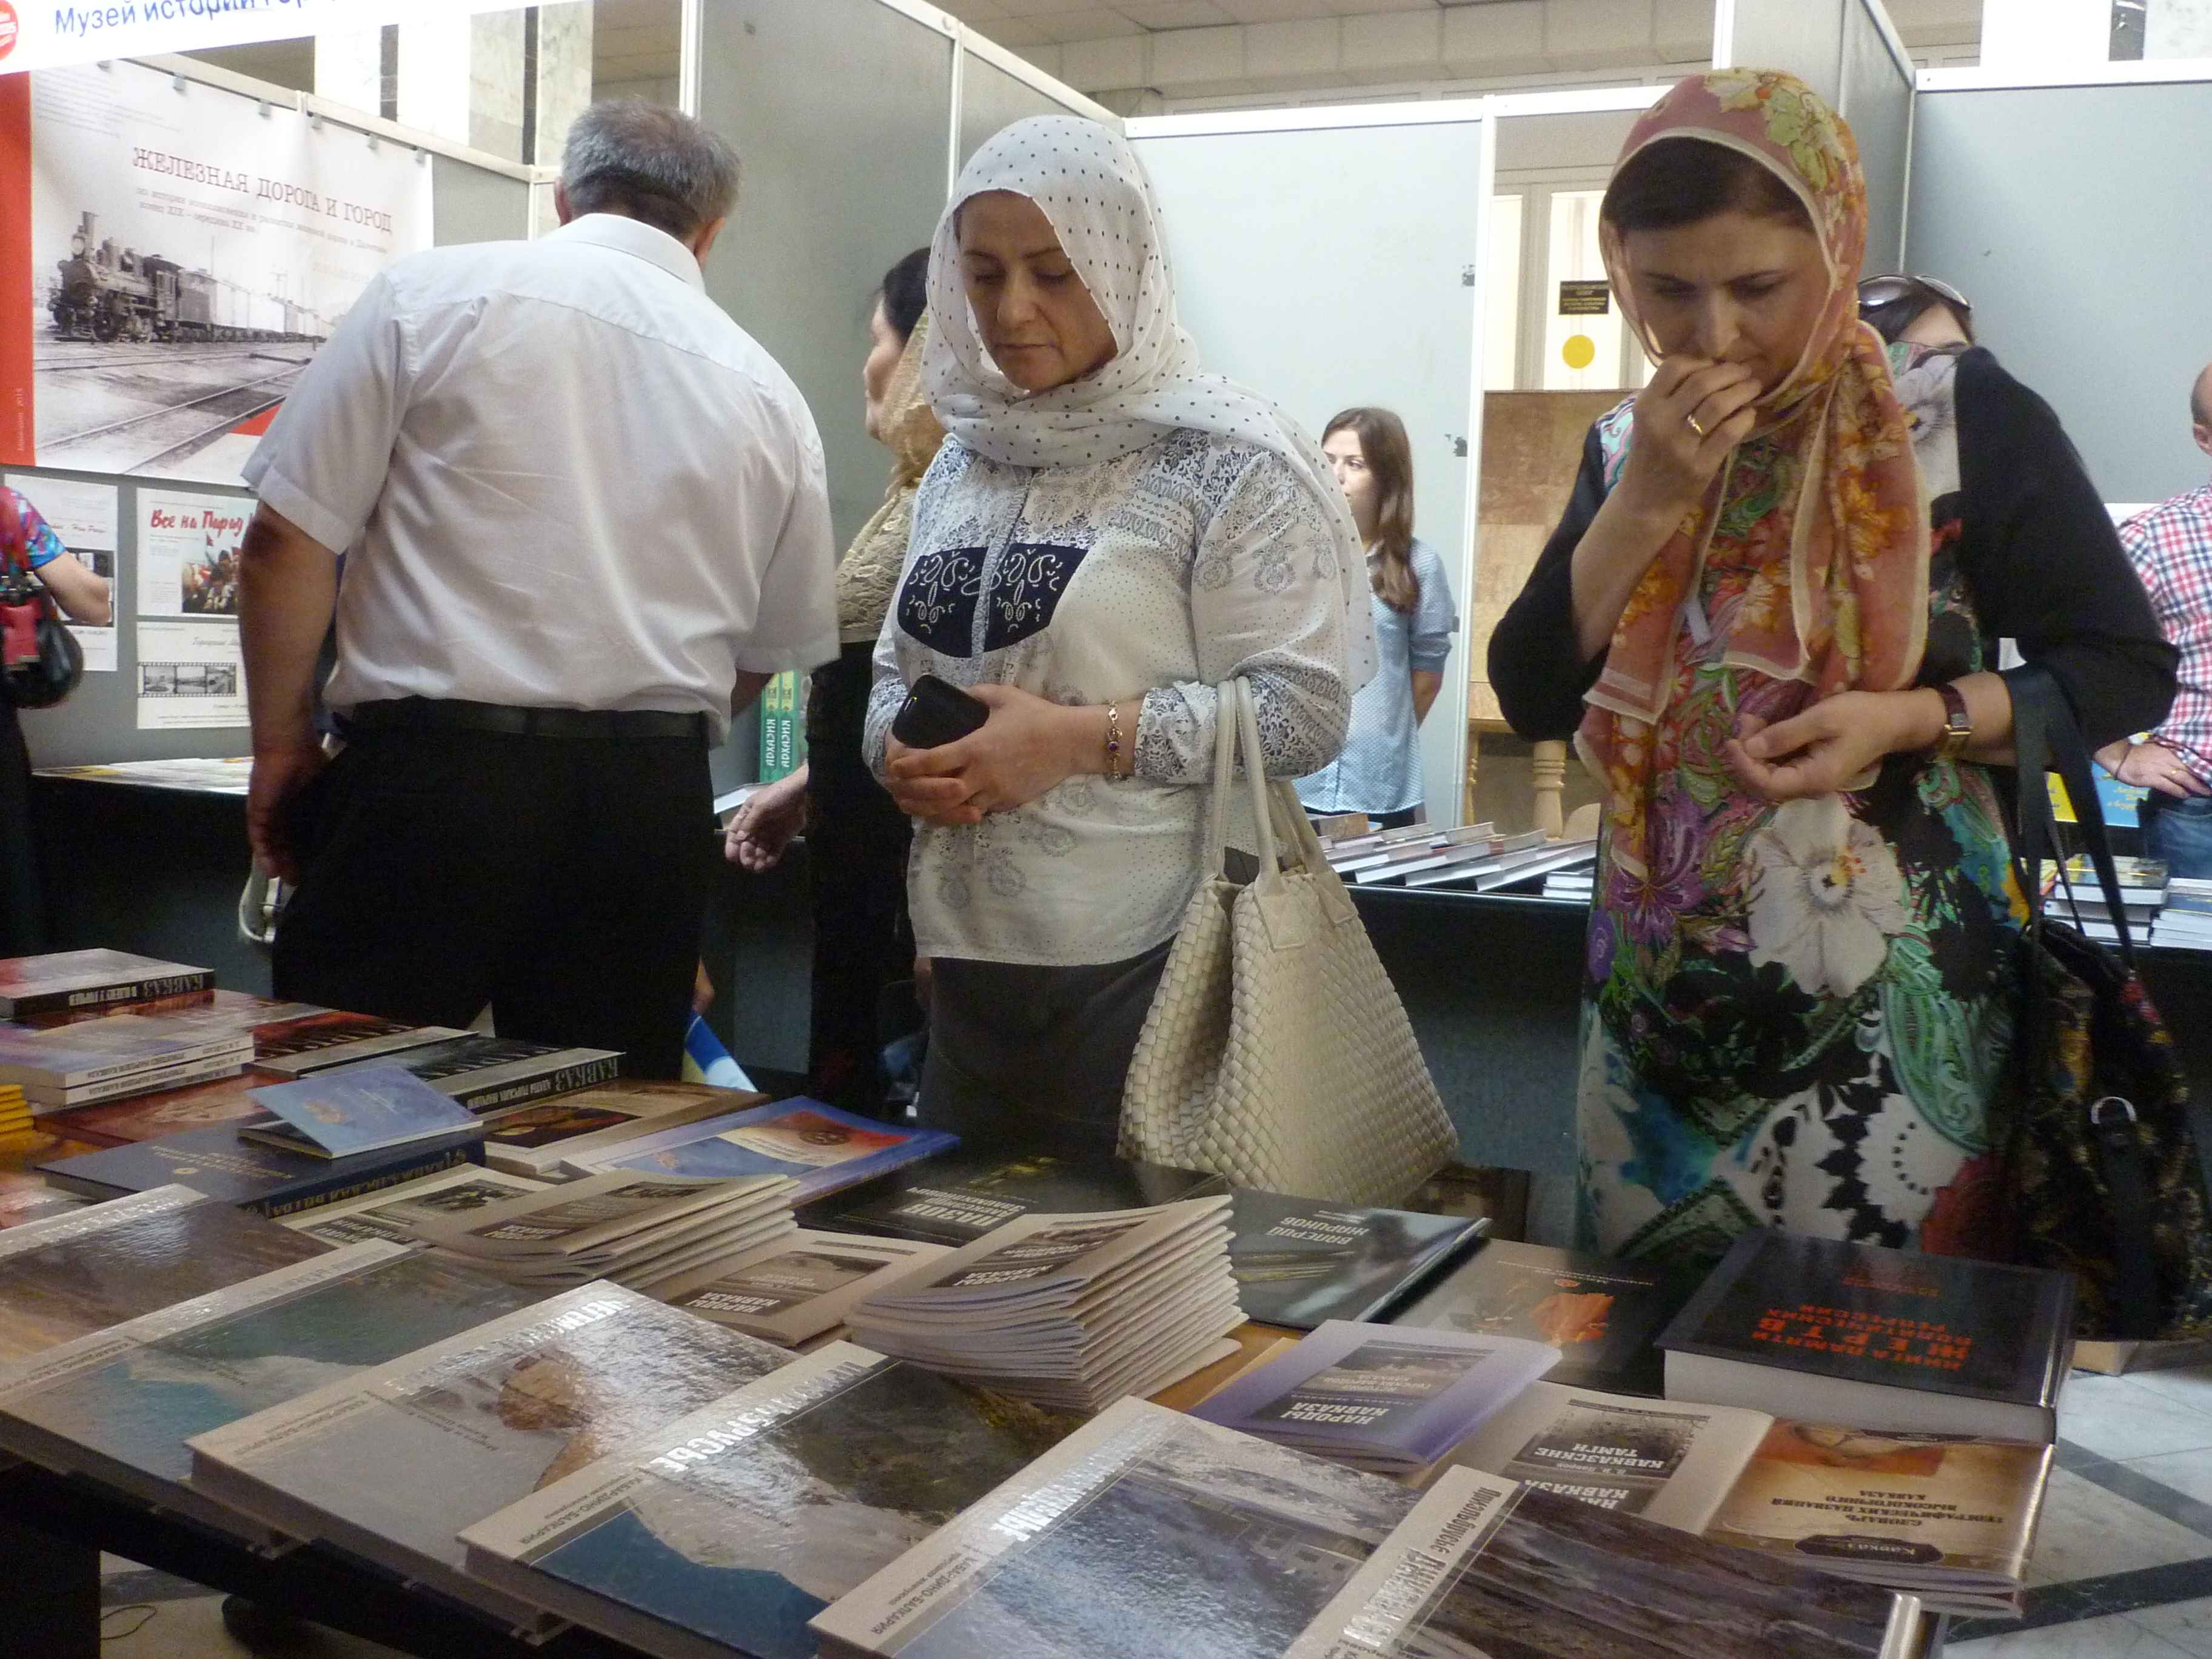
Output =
[{"x1": 863, "y1": 115, "x2": 1371, "y2": 1155}]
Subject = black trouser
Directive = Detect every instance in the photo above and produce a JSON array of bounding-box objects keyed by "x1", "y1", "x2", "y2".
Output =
[
  {"x1": 805, "y1": 643, "x2": 914, "y2": 1117},
  {"x1": 0, "y1": 703, "x2": 46, "y2": 957},
  {"x1": 273, "y1": 702, "x2": 713, "y2": 1079}
]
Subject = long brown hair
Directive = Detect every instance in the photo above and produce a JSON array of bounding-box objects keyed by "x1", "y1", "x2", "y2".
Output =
[{"x1": 1324, "y1": 407, "x2": 1418, "y2": 613}]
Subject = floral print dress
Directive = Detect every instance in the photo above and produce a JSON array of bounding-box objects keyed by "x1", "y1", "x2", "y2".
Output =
[{"x1": 1576, "y1": 347, "x2": 2026, "y2": 1264}]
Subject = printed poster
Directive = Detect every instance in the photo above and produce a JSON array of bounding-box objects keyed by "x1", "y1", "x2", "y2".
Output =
[
  {"x1": 135, "y1": 489, "x2": 247, "y2": 618},
  {"x1": 136, "y1": 620, "x2": 246, "y2": 731},
  {"x1": 2, "y1": 471, "x2": 116, "y2": 671},
  {"x1": 2, "y1": 57, "x2": 432, "y2": 484}
]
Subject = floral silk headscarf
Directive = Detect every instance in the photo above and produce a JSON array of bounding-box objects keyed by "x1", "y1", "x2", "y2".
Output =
[{"x1": 1578, "y1": 70, "x2": 1929, "y2": 877}]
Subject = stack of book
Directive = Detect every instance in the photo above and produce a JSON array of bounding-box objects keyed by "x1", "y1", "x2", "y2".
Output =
[
  {"x1": 478, "y1": 1081, "x2": 759, "y2": 1178},
  {"x1": 846, "y1": 1196, "x2": 1242, "y2": 1412},
  {"x1": 805, "y1": 1398, "x2": 1919, "y2": 1659},
  {"x1": 1545, "y1": 863, "x2": 1597, "y2": 902},
  {"x1": 1400, "y1": 834, "x2": 1598, "y2": 893},
  {"x1": 2045, "y1": 854, "x2": 2167, "y2": 945},
  {"x1": 414, "y1": 1170, "x2": 799, "y2": 1290},
  {"x1": 561, "y1": 1095, "x2": 956, "y2": 1201},
  {"x1": 1450, "y1": 1381, "x2": 2051, "y2": 1617},
  {"x1": 187, "y1": 1283, "x2": 796, "y2": 1634},
  {"x1": 1224, "y1": 1188, "x2": 1486, "y2": 1329},
  {"x1": 0, "y1": 950, "x2": 213, "y2": 1019},
  {"x1": 1325, "y1": 819, "x2": 1494, "y2": 874},
  {"x1": 0, "y1": 1084, "x2": 28, "y2": 1141},
  {"x1": 0, "y1": 1013, "x2": 254, "y2": 1114},
  {"x1": 650, "y1": 1228, "x2": 951, "y2": 1346},
  {"x1": 806, "y1": 1148, "x2": 1225, "y2": 1247},
  {"x1": 276, "y1": 1164, "x2": 548, "y2": 1246},
  {"x1": 1191, "y1": 1318, "x2": 1558, "y2": 1475},
  {"x1": 2156, "y1": 876, "x2": 2212, "y2": 950}
]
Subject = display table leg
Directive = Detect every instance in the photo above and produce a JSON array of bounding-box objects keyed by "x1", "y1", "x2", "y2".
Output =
[{"x1": 0, "y1": 1512, "x2": 100, "y2": 1659}]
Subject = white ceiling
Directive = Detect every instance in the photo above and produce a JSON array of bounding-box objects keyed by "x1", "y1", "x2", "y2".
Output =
[{"x1": 933, "y1": 0, "x2": 1447, "y2": 49}]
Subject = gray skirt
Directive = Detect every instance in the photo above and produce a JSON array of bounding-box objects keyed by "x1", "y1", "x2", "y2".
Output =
[{"x1": 917, "y1": 939, "x2": 1175, "y2": 1158}]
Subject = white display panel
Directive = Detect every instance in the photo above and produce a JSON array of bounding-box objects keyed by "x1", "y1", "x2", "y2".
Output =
[{"x1": 1131, "y1": 109, "x2": 1488, "y2": 826}]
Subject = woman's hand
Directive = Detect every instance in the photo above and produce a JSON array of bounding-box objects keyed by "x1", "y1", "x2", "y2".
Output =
[
  {"x1": 886, "y1": 683, "x2": 1107, "y2": 825},
  {"x1": 724, "y1": 767, "x2": 809, "y2": 873},
  {"x1": 1724, "y1": 689, "x2": 1943, "y2": 803},
  {"x1": 1614, "y1": 355, "x2": 1763, "y2": 528}
]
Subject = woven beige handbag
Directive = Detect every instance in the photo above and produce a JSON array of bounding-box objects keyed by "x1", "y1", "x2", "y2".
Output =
[{"x1": 1120, "y1": 679, "x2": 1457, "y2": 1204}]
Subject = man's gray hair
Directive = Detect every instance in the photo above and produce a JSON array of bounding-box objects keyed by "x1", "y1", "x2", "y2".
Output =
[{"x1": 561, "y1": 101, "x2": 739, "y2": 243}]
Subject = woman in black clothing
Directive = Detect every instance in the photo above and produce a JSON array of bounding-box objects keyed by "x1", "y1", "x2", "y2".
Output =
[
  {"x1": 1486, "y1": 71, "x2": 2173, "y2": 1266},
  {"x1": 725, "y1": 250, "x2": 941, "y2": 1115}
]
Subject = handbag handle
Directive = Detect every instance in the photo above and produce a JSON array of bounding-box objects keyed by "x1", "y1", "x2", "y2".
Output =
[
  {"x1": 1207, "y1": 677, "x2": 1339, "y2": 885},
  {"x1": 2010, "y1": 663, "x2": 2138, "y2": 964}
]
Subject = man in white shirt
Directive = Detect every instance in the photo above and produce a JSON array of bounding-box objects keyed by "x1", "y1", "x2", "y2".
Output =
[{"x1": 239, "y1": 101, "x2": 837, "y2": 1078}]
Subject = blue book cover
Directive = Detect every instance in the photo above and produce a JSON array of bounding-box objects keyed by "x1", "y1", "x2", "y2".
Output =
[
  {"x1": 244, "y1": 1067, "x2": 479, "y2": 1159},
  {"x1": 574, "y1": 1098, "x2": 956, "y2": 1203},
  {"x1": 38, "y1": 1122, "x2": 486, "y2": 1217},
  {"x1": 0, "y1": 1243, "x2": 538, "y2": 1537},
  {"x1": 461, "y1": 1343, "x2": 1075, "y2": 1659},
  {"x1": 1193, "y1": 1319, "x2": 1560, "y2": 1468}
]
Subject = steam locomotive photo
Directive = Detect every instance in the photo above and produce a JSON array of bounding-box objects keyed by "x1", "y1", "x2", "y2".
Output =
[{"x1": 48, "y1": 212, "x2": 326, "y2": 346}]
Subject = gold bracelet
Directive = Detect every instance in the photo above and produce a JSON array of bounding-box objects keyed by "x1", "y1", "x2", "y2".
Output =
[{"x1": 1104, "y1": 703, "x2": 1127, "y2": 780}]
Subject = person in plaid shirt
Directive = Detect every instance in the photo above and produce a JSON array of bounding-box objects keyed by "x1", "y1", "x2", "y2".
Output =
[{"x1": 2104, "y1": 362, "x2": 2212, "y2": 876}]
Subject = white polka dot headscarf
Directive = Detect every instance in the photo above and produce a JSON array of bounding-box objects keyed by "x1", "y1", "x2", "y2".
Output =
[{"x1": 924, "y1": 115, "x2": 1375, "y2": 686}]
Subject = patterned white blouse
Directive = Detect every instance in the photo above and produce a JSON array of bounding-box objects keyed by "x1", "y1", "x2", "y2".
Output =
[{"x1": 866, "y1": 427, "x2": 1355, "y2": 967}]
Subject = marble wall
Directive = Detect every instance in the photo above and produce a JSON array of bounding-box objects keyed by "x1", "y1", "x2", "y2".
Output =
[{"x1": 536, "y1": 4, "x2": 597, "y2": 170}]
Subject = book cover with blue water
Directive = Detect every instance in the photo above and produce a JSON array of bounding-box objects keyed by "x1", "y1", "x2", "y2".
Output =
[
  {"x1": 461, "y1": 1343, "x2": 1076, "y2": 1659},
  {"x1": 568, "y1": 1098, "x2": 956, "y2": 1202},
  {"x1": 243, "y1": 1067, "x2": 480, "y2": 1159},
  {"x1": 0, "y1": 1241, "x2": 538, "y2": 1540}
]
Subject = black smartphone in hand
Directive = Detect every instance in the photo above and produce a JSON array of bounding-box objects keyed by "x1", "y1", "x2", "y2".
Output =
[{"x1": 891, "y1": 674, "x2": 990, "y2": 749}]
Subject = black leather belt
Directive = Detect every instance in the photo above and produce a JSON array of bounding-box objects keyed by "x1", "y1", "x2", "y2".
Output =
[{"x1": 340, "y1": 698, "x2": 708, "y2": 742}]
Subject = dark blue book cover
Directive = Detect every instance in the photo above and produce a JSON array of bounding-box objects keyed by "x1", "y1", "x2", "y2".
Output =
[{"x1": 38, "y1": 1121, "x2": 485, "y2": 1216}]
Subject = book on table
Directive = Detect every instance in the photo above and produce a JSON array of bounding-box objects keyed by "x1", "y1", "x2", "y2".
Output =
[
  {"x1": 277, "y1": 1165, "x2": 548, "y2": 1246},
  {"x1": 186, "y1": 1282, "x2": 796, "y2": 1635},
  {"x1": 312, "y1": 1034, "x2": 621, "y2": 1114},
  {"x1": 803, "y1": 1148, "x2": 1225, "y2": 1248},
  {"x1": 807, "y1": 1396, "x2": 1919, "y2": 1659},
  {"x1": 1392, "y1": 1238, "x2": 1702, "y2": 1396},
  {"x1": 480, "y1": 1082, "x2": 763, "y2": 1178},
  {"x1": 0, "y1": 1013, "x2": 253, "y2": 1099},
  {"x1": 0, "y1": 1184, "x2": 330, "y2": 1366},
  {"x1": 239, "y1": 1066, "x2": 482, "y2": 1159},
  {"x1": 0, "y1": 1240, "x2": 538, "y2": 1544},
  {"x1": 1224, "y1": 1188, "x2": 1486, "y2": 1330},
  {"x1": 19, "y1": 991, "x2": 464, "y2": 1077},
  {"x1": 0, "y1": 950, "x2": 215, "y2": 1018},
  {"x1": 18, "y1": 1048, "x2": 252, "y2": 1113},
  {"x1": 846, "y1": 1195, "x2": 1242, "y2": 1413},
  {"x1": 563, "y1": 1096, "x2": 957, "y2": 1203},
  {"x1": 648, "y1": 1229, "x2": 951, "y2": 1346},
  {"x1": 38, "y1": 1121, "x2": 487, "y2": 1219},
  {"x1": 40, "y1": 1073, "x2": 267, "y2": 1143},
  {"x1": 458, "y1": 1340, "x2": 1081, "y2": 1659},
  {"x1": 1657, "y1": 1231, "x2": 2074, "y2": 1441},
  {"x1": 1190, "y1": 1318, "x2": 1559, "y2": 1474},
  {"x1": 1446, "y1": 1379, "x2": 2051, "y2": 1616},
  {"x1": 2053, "y1": 854, "x2": 2167, "y2": 906},
  {"x1": 412, "y1": 1171, "x2": 797, "y2": 1289}
]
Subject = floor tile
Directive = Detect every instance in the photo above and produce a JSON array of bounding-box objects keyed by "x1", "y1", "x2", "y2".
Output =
[
  {"x1": 2126, "y1": 1371, "x2": 2212, "y2": 1416},
  {"x1": 2125, "y1": 1448, "x2": 2212, "y2": 1512},
  {"x1": 2130, "y1": 1596, "x2": 2212, "y2": 1658},
  {"x1": 2028, "y1": 1469, "x2": 2212, "y2": 1587},
  {"x1": 1949, "y1": 1609, "x2": 2192, "y2": 1655},
  {"x1": 2060, "y1": 1384, "x2": 2212, "y2": 1463}
]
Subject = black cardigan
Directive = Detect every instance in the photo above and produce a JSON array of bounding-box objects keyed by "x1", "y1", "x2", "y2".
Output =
[{"x1": 1486, "y1": 347, "x2": 2176, "y2": 751}]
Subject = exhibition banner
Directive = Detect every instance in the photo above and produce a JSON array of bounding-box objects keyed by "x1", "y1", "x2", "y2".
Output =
[
  {"x1": 0, "y1": 55, "x2": 431, "y2": 483},
  {"x1": 0, "y1": 1, "x2": 529, "y2": 79}
]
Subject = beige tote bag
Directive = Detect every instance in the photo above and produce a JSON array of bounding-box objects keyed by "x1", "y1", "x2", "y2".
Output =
[{"x1": 1121, "y1": 679, "x2": 1457, "y2": 1204}]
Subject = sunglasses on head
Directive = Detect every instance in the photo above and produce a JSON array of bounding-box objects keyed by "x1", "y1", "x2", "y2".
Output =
[{"x1": 1857, "y1": 273, "x2": 1972, "y2": 317}]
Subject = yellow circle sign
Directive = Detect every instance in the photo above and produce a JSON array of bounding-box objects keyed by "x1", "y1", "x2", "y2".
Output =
[{"x1": 1561, "y1": 334, "x2": 1598, "y2": 370}]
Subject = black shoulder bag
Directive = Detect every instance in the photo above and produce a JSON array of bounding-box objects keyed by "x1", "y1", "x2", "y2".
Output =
[{"x1": 2004, "y1": 665, "x2": 2212, "y2": 1339}]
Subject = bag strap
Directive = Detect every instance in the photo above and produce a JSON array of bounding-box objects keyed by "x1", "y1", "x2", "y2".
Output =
[
  {"x1": 2011, "y1": 664, "x2": 2138, "y2": 964},
  {"x1": 1207, "y1": 676, "x2": 1288, "y2": 880}
]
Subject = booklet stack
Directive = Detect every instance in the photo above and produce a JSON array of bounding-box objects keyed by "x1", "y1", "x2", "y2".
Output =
[
  {"x1": 651, "y1": 1228, "x2": 951, "y2": 1346},
  {"x1": 414, "y1": 1171, "x2": 798, "y2": 1290},
  {"x1": 1192, "y1": 1318, "x2": 1558, "y2": 1474},
  {"x1": 807, "y1": 1397, "x2": 1919, "y2": 1659},
  {"x1": 0, "y1": 1013, "x2": 253, "y2": 1113},
  {"x1": 846, "y1": 1196, "x2": 1242, "y2": 1412},
  {"x1": 0, "y1": 950, "x2": 213, "y2": 1018},
  {"x1": 276, "y1": 1165, "x2": 548, "y2": 1246},
  {"x1": 2156, "y1": 876, "x2": 2212, "y2": 950}
]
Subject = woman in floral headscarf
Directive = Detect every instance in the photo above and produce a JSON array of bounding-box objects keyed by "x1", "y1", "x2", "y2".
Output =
[{"x1": 1490, "y1": 71, "x2": 2174, "y2": 1265}]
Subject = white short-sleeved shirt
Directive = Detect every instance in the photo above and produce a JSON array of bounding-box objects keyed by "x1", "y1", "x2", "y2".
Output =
[
  {"x1": 244, "y1": 213, "x2": 838, "y2": 742},
  {"x1": 865, "y1": 429, "x2": 1353, "y2": 968}
]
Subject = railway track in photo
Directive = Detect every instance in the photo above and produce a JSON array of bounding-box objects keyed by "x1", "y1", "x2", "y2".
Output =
[{"x1": 40, "y1": 364, "x2": 305, "y2": 475}]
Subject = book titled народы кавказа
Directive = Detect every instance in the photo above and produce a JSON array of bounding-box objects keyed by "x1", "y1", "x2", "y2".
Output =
[{"x1": 1657, "y1": 1232, "x2": 2074, "y2": 1443}]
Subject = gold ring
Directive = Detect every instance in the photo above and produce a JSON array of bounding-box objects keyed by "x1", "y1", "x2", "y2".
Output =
[{"x1": 1686, "y1": 411, "x2": 1708, "y2": 438}]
